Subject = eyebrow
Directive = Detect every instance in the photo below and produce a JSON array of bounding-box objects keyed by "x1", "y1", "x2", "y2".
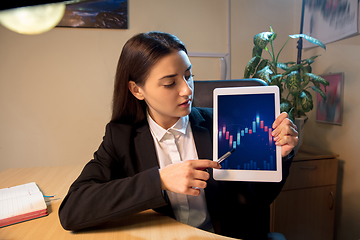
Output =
[{"x1": 159, "y1": 65, "x2": 192, "y2": 80}]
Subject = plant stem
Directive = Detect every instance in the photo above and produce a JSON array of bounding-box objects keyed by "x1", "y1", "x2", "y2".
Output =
[
  {"x1": 286, "y1": 92, "x2": 291, "y2": 100},
  {"x1": 276, "y1": 37, "x2": 290, "y2": 63},
  {"x1": 270, "y1": 40, "x2": 277, "y2": 75}
]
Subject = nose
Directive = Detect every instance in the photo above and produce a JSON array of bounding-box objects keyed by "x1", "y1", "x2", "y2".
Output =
[{"x1": 180, "y1": 78, "x2": 193, "y2": 97}]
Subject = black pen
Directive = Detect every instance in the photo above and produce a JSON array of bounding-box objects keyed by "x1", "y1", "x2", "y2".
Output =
[{"x1": 217, "y1": 148, "x2": 236, "y2": 164}]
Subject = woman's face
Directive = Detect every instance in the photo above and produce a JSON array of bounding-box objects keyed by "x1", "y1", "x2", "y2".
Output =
[{"x1": 130, "y1": 50, "x2": 193, "y2": 129}]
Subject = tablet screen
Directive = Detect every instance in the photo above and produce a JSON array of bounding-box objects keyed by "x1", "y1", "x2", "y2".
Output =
[{"x1": 213, "y1": 86, "x2": 282, "y2": 182}]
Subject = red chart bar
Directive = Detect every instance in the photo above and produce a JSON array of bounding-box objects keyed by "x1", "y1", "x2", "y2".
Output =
[
  {"x1": 229, "y1": 135, "x2": 233, "y2": 148},
  {"x1": 268, "y1": 128, "x2": 273, "y2": 145}
]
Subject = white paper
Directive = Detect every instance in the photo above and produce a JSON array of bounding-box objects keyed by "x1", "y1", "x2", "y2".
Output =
[{"x1": 0, "y1": 182, "x2": 46, "y2": 220}]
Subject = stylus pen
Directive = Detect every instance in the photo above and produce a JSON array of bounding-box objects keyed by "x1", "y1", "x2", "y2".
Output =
[{"x1": 217, "y1": 148, "x2": 236, "y2": 164}]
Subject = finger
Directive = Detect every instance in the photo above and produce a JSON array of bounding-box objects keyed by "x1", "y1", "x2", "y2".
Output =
[
  {"x1": 272, "y1": 112, "x2": 289, "y2": 129},
  {"x1": 272, "y1": 118, "x2": 296, "y2": 138},
  {"x1": 273, "y1": 125, "x2": 298, "y2": 142},
  {"x1": 185, "y1": 187, "x2": 201, "y2": 196},
  {"x1": 192, "y1": 169, "x2": 210, "y2": 181},
  {"x1": 274, "y1": 128, "x2": 298, "y2": 145},
  {"x1": 186, "y1": 160, "x2": 221, "y2": 170},
  {"x1": 275, "y1": 135, "x2": 298, "y2": 147},
  {"x1": 190, "y1": 179, "x2": 208, "y2": 189}
]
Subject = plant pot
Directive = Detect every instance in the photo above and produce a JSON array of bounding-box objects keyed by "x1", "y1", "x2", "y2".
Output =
[{"x1": 293, "y1": 116, "x2": 308, "y2": 154}]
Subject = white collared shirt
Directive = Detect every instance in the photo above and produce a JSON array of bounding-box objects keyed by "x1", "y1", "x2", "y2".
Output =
[{"x1": 147, "y1": 113, "x2": 213, "y2": 231}]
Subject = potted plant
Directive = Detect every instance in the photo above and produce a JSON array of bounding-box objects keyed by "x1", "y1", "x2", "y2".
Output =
[{"x1": 243, "y1": 26, "x2": 329, "y2": 151}]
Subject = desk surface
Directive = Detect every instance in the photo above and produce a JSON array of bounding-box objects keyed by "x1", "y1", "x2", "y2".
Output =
[
  {"x1": 0, "y1": 165, "x2": 236, "y2": 240},
  {"x1": 294, "y1": 145, "x2": 339, "y2": 161}
]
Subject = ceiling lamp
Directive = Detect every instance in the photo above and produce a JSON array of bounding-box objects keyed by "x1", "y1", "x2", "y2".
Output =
[
  {"x1": 0, "y1": 3, "x2": 66, "y2": 35},
  {"x1": 0, "y1": 1, "x2": 92, "y2": 35}
]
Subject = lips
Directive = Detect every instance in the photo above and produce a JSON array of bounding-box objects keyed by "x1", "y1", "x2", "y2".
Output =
[{"x1": 179, "y1": 99, "x2": 191, "y2": 107}]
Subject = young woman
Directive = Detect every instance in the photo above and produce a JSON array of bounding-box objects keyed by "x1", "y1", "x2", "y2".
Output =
[{"x1": 59, "y1": 31, "x2": 298, "y2": 240}]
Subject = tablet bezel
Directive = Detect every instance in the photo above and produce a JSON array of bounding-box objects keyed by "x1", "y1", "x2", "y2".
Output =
[{"x1": 213, "y1": 86, "x2": 282, "y2": 182}]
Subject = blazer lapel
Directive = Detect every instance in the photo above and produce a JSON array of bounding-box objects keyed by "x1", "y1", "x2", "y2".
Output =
[
  {"x1": 133, "y1": 109, "x2": 220, "y2": 226},
  {"x1": 134, "y1": 121, "x2": 175, "y2": 218},
  {"x1": 190, "y1": 108, "x2": 221, "y2": 233}
]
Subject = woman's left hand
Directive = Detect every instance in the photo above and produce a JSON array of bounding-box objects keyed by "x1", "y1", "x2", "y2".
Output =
[{"x1": 272, "y1": 112, "x2": 299, "y2": 157}]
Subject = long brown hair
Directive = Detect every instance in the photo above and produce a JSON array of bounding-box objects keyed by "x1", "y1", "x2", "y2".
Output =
[{"x1": 111, "y1": 31, "x2": 187, "y2": 124}]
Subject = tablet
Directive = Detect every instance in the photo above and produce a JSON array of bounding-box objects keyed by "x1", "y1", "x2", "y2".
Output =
[{"x1": 213, "y1": 86, "x2": 282, "y2": 182}]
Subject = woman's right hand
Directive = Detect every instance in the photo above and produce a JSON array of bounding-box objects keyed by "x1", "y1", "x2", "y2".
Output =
[{"x1": 159, "y1": 160, "x2": 221, "y2": 196}]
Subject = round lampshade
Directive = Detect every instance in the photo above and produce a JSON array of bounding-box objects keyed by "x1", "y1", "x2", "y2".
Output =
[{"x1": 0, "y1": 2, "x2": 66, "y2": 35}]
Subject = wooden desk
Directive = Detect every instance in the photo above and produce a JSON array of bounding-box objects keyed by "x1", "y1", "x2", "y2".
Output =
[{"x1": 0, "y1": 166, "x2": 236, "y2": 240}]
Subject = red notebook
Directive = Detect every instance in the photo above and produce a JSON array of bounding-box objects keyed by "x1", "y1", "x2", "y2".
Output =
[{"x1": 0, "y1": 182, "x2": 48, "y2": 228}]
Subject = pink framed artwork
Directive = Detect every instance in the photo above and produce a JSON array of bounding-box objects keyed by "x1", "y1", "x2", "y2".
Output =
[{"x1": 316, "y1": 72, "x2": 344, "y2": 125}]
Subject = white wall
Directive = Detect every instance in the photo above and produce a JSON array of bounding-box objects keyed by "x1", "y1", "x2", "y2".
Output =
[
  {"x1": 302, "y1": 34, "x2": 360, "y2": 240},
  {"x1": 0, "y1": 0, "x2": 228, "y2": 171},
  {"x1": 289, "y1": 1, "x2": 360, "y2": 239},
  {"x1": 230, "y1": 0, "x2": 299, "y2": 78}
]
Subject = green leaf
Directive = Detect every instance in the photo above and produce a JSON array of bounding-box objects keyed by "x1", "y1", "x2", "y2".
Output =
[
  {"x1": 244, "y1": 56, "x2": 261, "y2": 78},
  {"x1": 253, "y1": 65, "x2": 273, "y2": 84},
  {"x1": 286, "y1": 71, "x2": 301, "y2": 93},
  {"x1": 270, "y1": 74, "x2": 282, "y2": 86},
  {"x1": 252, "y1": 45, "x2": 263, "y2": 58},
  {"x1": 305, "y1": 73, "x2": 329, "y2": 87},
  {"x1": 303, "y1": 65, "x2": 312, "y2": 73},
  {"x1": 301, "y1": 55, "x2": 320, "y2": 65},
  {"x1": 299, "y1": 91, "x2": 313, "y2": 113},
  {"x1": 254, "y1": 32, "x2": 274, "y2": 49},
  {"x1": 311, "y1": 80, "x2": 320, "y2": 88},
  {"x1": 277, "y1": 62, "x2": 290, "y2": 71},
  {"x1": 270, "y1": 33, "x2": 277, "y2": 41},
  {"x1": 302, "y1": 76, "x2": 310, "y2": 88},
  {"x1": 305, "y1": 59, "x2": 314, "y2": 64},
  {"x1": 280, "y1": 99, "x2": 292, "y2": 113},
  {"x1": 271, "y1": 74, "x2": 282, "y2": 81},
  {"x1": 255, "y1": 59, "x2": 268, "y2": 73},
  {"x1": 289, "y1": 34, "x2": 326, "y2": 50},
  {"x1": 283, "y1": 64, "x2": 302, "y2": 76},
  {"x1": 309, "y1": 55, "x2": 320, "y2": 60},
  {"x1": 311, "y1": 86, "x2": 327, "y2": 100},
  {"x1": 288, "y1": 107, "x2": 295, "y2": 122},
  {"x1": 302, "y1": 66, "x2": 312, "y2": 87},
  {"x1": 303, "y1": 89, "x2": 313, "y2": 100}
]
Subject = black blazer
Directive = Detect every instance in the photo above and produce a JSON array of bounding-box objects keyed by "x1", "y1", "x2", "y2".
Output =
[{"x1": 59, "y1": 107, "x2": 292, "y2": 240}]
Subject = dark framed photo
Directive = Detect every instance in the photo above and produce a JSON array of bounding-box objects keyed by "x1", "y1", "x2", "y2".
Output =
[
  {"x1": 316, "y1": 73, "x2": 344, "y2": 125},
  {"x1": 57, "y1": 0, "x2": 128, "y2": 29}
]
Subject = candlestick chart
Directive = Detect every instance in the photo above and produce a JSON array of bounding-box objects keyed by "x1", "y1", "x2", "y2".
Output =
[{"x1": 217, "y1": 93, "x2": 277, "y2": 171}]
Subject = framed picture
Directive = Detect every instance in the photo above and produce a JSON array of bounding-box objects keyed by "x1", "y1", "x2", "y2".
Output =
[
  {"x1": 302, "y1": 0, "x2": 359, "y2": 48},
  {"x1": 57, "y1": 0, "x2": 128, "y2": 29},
  {"x1": 316, "y1": 73, "x2": 344, "y2": 125}
]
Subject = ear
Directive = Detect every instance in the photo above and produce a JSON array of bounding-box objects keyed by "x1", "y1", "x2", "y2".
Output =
[{"x1": 128, "y1": 81, "x2": 145, "y2": 100}]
